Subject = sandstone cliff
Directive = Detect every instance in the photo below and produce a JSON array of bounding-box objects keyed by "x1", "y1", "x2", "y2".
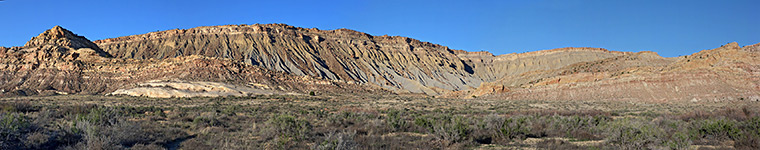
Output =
[
  {"x1": 466, "y1": 43, "x2": 760, "y2": 102},
  {"x1": 94, "y1": 24, "x2": 488, "y2": 95},
  {"x1": 5, "y1": 24, "x2": 758, "y2": 102},
  {"x1": 94, "y1": 24, "x2": 631, "y2": 95},
  {"x1": 0, "y1": 26, "x2": 386, "y2": 97}
]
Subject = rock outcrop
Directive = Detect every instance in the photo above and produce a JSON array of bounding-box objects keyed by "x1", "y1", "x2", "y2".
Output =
[
  {"x1": 95, "y1": 24, "x2": 483, "y2": 94},
  {"x1": 109, "y1": 79, "x2": 281, "y2": 98},
  {"x1": 3, "y1": 24, "x2": 758, "y2": 102},
  {"x1": 94, "y1": 24, "x2": 636, "y2": 95},
  {"x1": 24, "y1": 26, "x2": 110, "y2": 57},
  {"x1": 0, "y1": 26, "x2": 387, "y2": 97},
  {"x1": 461, "y1": 42, "x2": 760, "y2": 102}
]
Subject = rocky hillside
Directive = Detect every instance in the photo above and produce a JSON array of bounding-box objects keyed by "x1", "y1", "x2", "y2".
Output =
[
  {"x1": 95, "y1": 24, "x2": 483, "y2": 95},
  {"x1": 460, "y1": 43, "x2": 760, "y2": 102},
  {"x1": 3, "y1": 24, "x2": 757, "y2": 102},
  {"x1": 0, "y1": 26, "x2": 386, "y2": 97},
  {"x1": 94, "y1": 24, "x2": 631, "y2": 95}
]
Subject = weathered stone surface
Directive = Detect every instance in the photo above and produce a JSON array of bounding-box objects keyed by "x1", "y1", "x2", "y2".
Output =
[
  {"x1": 0, "y1": 26, "x2": 387, "y2": 97},
  {"x1": 458, "y1": 47, "x2": 631, "y2": 82},
  {"x1": 24, "y1": 26, "x2": 110, "y2": 57},
  {"x1": 457, "y1": 43, "x2": 760, "y2": 102},
  {"x1": 95, "y1": 24, "x2": 636, "y2": 95},
  {"x1": 3, "y1": 24, "x2": 759, "y2": 102},
  {"x1": 95, "y1": 24, "x2": 482, "y2": 95},
  {"x1": 109, "y1": 79, "x2": 282, "y2": 98}
]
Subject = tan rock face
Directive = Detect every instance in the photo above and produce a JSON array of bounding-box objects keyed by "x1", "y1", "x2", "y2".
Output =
[
  {"x1": 3, "y1": 24, "x2": 758, "y2": 102},
  {"x1": 94, "y1": 24, "x2": 483, "y2": 95},
  {"x1": 0, "y1": 26, "x2": 388, "y2": 97},
  {"x1": 94, "y1": 24, "x2": 635, "y2": 95},
  {"x1": 108, "y1": 79, "x2": 282, "y2": 98},
  {"x1": 24, "y1": 26, "x2": 110, "y2": 57},
  {"x1": 461, "y1": 43, "x2": 760, "y2": 102}
]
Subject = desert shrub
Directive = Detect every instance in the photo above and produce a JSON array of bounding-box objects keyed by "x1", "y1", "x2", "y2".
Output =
[
  {"x1": 104, "y1": 120, "x2": 149, "y2": 147},
  {"x1": 510, "y1": 109, "x2": 611, "y2": 117},
  {"x1": 0, "y1": 101, "x2": 38, "y2": 113},
  {"x1": 73, "y1": 107, "x2": 120, "y2": 127},
  {"x1": 689, "y1": 118, "x2": 742, "y2": 141},
  {"x1": 534, "y1": 115, "x2": 608, "y2": 140},
  {"x1": 471, "y1": 114, "x2": 610, "y2": 145},
  {"x1": 744, "y1": 117, "x2": 760, "y2": 136},
  {"x1": 675, "y1": 106, "x2": 760, "y2": 121},
  {"x1": 729, "y1": 117, "x2": 760, "y2": 149},
  {"x1": 69, "y1": 107, "x2": 154, "y2": 149},
  {"x1": 653, "y1": 118, "x2": 692, "y2": 149},
  {"x1": 71, "y1": 119, "x2": 117, "y2": 149},
  {"x1": 315, "y1": 130, "x2": 357, "y2": 150},
  {"x1": 428, "y1": 114, "x2": 470, "y2": 145},
  {"x1": 385, "y1": 109, "x2": 408, "y2": 132},
  {"x1": 473, "y1": 114, "x2": 532, "y2": 144},
  {"x1": 0, "y1": 112, "x2": 31, "y2": 148},
  {"x1": 192, "y1": 112, "x2": 226, "y2": 128},
  {"x1": 326, "y1": 111, "x2": 374, "y2": 129},
  {"x1": 501, "y1": 116, "x2": 531, "y2": 140},
  {"x1": 23, "y1": 131, "x2": 52, "y2": 149},
  {"x1": 55, "y1": 104, "x2": 99, "y2": 118},
  {"x1": 663, "y1": 131, "x2": 691, "y2": 150},
  {"x1": 413, "y1": 115, "x2": 435, "y2": 133},
  {"x1": 734, "y1": 132, "x2": 760, "y2": 149},
  {"x1": 605, "y1": 118, "x2": 664, "y2": 149},
  {"x1": 262, "y1": 114, "x2": 312, "y2": 141}
]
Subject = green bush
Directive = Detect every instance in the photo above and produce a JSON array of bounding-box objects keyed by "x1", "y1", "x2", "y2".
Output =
[
  {"x1": 263, "y1": 114, "x2": 312, "y2": 141},
  {"x1": 0, "y1": 112, "x2": 30, "y2": 148},
  {"x1": 690, "y1": 118, "x2": 742, "y2": 140},
  {"x1": 74, "y1": 107, "x2": 119, "y2": 126},
  {"x1": 664, "y1": 131, "x2": 691, "y2": 150},
  {"x1": 192, "y1": 115, "x2": 224, "y2": 128},
  {"x1": 430, "y1": 114, "x2": 470, "y2": 144},
  {"x1": 385, "y1": 109, "x2": 408, "y2": 132},
  {"x1": 604, "y1": 118, "x2": 664, "y2": 149},
  {"x1": 744, "y1": 117, "x2": 760, "y2": 136},
  {"x1": 500, "y1": 116, "x2": 531, "y2": 140},
  {"x1": 414, "y1": 115, "x2": 434, "y2": 133}
]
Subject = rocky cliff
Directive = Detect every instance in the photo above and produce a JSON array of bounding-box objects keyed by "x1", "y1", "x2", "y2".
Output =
[
  {"x1": 95, "y1": 24, "x2": 482, "y2": 95},
  {"x1": 94, "y1": 24, "x2": 630, "y2": 95},
  {"x1": 4, "y1": 24, "x2": 758, "y2": 102},
  {"x1": 0, "y1": 26, "x2": 386, "y2": 97},
  {"x1": 462, "y1": 43, "x2": 760, "y2": 102}
]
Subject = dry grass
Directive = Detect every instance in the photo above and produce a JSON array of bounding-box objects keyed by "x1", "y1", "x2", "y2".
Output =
[{"x1": 0, "y1": 94, "x2": 757, "y2": 149}]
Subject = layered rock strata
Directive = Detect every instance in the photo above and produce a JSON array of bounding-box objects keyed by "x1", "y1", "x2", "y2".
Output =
[
  {"x1": 0, "y1": 26, "x2": 386, "y2": 97},
  {"x1": 95, "y1": 24, "x2": 486, "y2": 94}
]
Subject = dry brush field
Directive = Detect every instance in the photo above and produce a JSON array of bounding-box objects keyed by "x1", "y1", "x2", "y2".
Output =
[{"x1": 0, "y1": 94, "x2": 759, "y2": 149}]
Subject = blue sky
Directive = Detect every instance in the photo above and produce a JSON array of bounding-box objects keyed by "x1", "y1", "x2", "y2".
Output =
[{"x1": 0, "y1": 0, "x2": 757, "y2": 57}]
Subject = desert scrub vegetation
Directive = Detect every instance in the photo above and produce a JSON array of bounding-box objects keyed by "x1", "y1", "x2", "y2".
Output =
[
  {"x1": 0, "y1": 103, "x2": 182, "y2": 149},
  {"x1": 0, "y1": 95, "x2": 758, "y2": 149}
]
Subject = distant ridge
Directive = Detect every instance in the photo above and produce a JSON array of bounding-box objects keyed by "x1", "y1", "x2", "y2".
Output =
[
  {"x1": 94, "y1": 23, "x2": 635, "y2": 95},
  {"x1": 0, "y1": 26, "x2": 386, "y2": 97},
  {"x1": 1, "y1": 24, "x2": 758, "y2": 102}
]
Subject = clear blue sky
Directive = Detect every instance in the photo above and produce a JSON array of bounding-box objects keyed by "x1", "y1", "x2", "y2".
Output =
[{"x1": 1, "y1": 0, "x2": 757, "y2": 57}]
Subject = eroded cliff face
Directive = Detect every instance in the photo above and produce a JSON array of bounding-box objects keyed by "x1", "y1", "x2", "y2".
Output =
[
  {"x1": 6, "y1": 24, "x2": 757, "y2": 102},
  {"x1": 463, "y1": 43, "x2": 760, "y2": 102},
  {"x1": 456, "y1": 47, "x2": 631, "y2": 82},
  {"x1": 95, "y1": 24, "x2": 632, "y2": 95},
  {"x1": 0, "y1": 26, "x2": 386, "y2": 97},
  {"x1": 95, "y1": 24, "x2": 488, "y2": 94}
]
